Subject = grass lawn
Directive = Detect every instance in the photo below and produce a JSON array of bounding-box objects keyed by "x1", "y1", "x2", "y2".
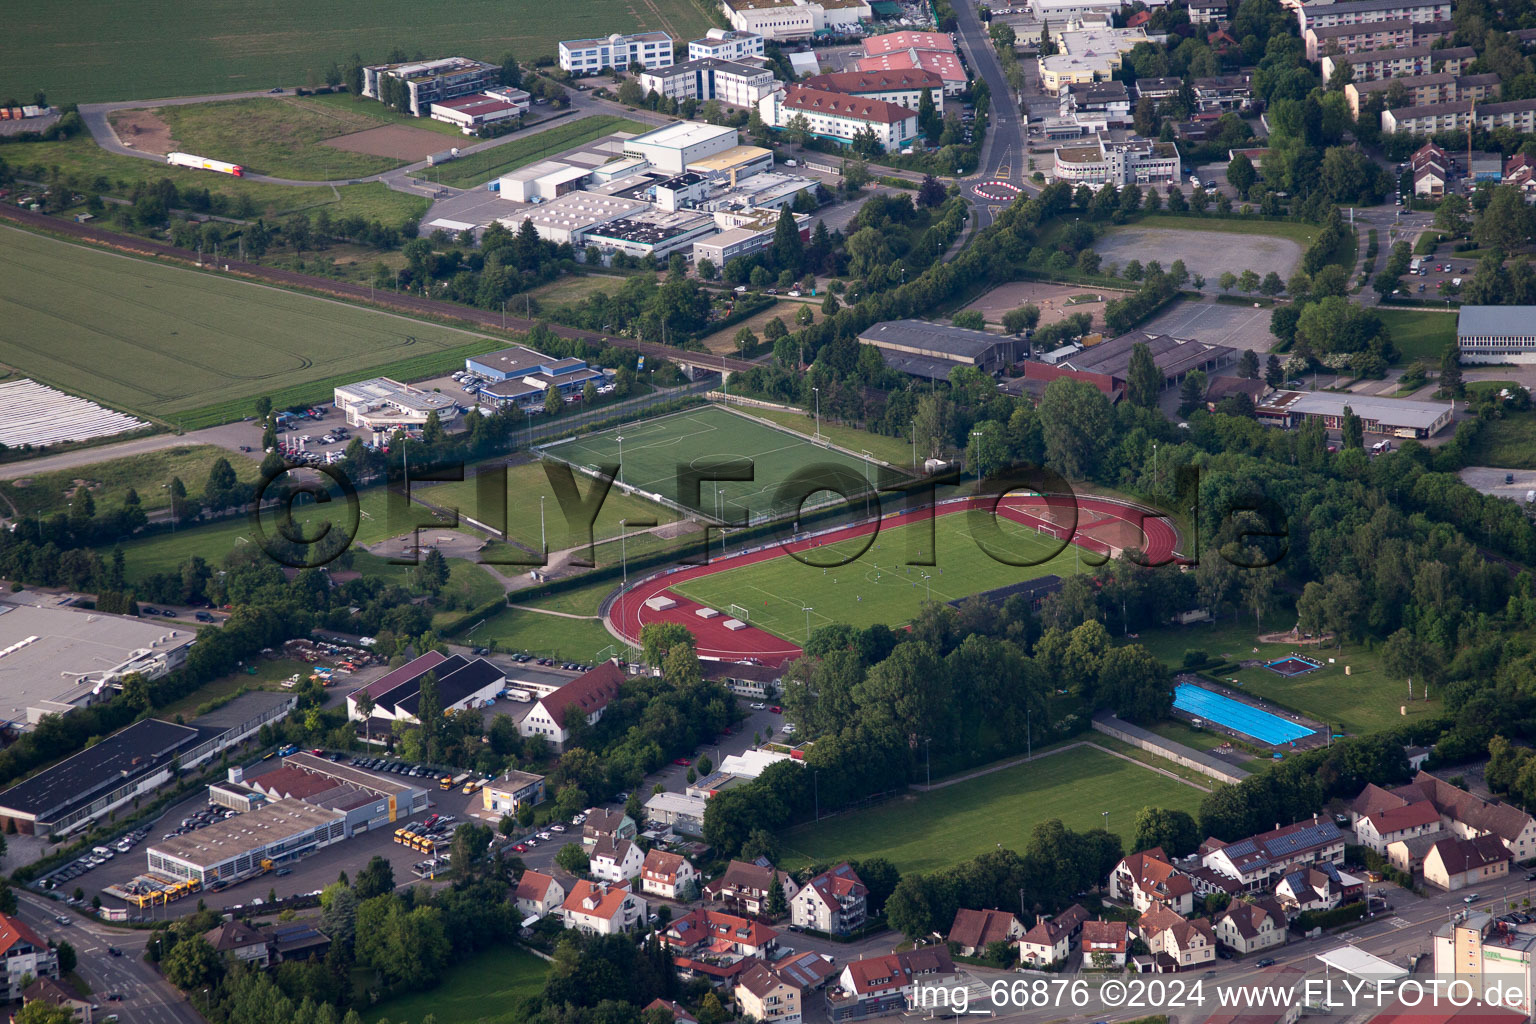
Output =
[
  {"x1": 469, "y1": 603, "x2": 617, "y2": 661},
  {"x1": 0, "y1": 445, "x2": 262, "y2": 517},
  {"x1": 1377, "y1": 307, "x2": 1457, "y2": 365},
  {"x1": 156, "y1": 657, "x2": 310, "y2": 720},
  {"x1": 430, "y1": 560, "x2": 508, "y2": 629},
  {"x1": 1466, "y1": 413, "x2": 1536, "y2": 469},
  {"x1": 1142, "y1": 719, "x2": 1231, "y2": 753},
  {"x1": 698, "y1": 301, "x2": 816, "y2": 355},
  {"x1": 361, "y1": 944, "x2": 547, "y2": 1024},
  {"x1": 5, "y1": 0, "x2": 716, "y2": 105},
  {"x1": 414, "y1": 459, "x2": 678, "y2": 555},
  {"x1": 1, "y1": 135, "x2": 429, "y2": 228},
  {"x1": 732, "y1": 404, "x2": 916, "y2": 469},
  {"x1": 672, "y1": 510, "x2": 1094, "y2": 641},
  {"x1": 0, "y1": 226, "x2": 499, "y2": 425},
  {"x1": 779, "y1": 745, "x2": 1206, "y2": 874},
  {"x1": 510, "y1": 576, "x2": 615, "y2": 616},
  {"x1": 144, "y1": 98, "x2": 408, "y2": 179},
  {"x1": 432, "y1": 116, "x2": 653, "y2": 188},
  {"x1": 523, "y1": 273, "x2": 639, "y2": 308}
]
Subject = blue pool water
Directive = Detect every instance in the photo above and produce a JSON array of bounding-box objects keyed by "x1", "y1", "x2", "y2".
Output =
[{"x1": 1173, "y1": 683, "x2": 1313, "y2": 745}]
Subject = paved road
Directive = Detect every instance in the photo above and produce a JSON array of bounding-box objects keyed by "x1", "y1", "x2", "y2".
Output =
[{"x1": 952, "y1": 0, "x2": 1029, "y2": 231}]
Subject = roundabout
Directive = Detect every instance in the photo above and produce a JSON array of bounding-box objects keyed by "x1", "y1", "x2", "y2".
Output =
[{"x1": 973, "y1": 180, "x2": 1022, "y2": 201}]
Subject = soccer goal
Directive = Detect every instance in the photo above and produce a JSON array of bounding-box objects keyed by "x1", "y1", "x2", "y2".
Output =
[
  {"x1": 728, "y1": 604, "x2": 751, "y2": 624},
  {"x1": 1036, "y1": 522, "x2": 1061, "y2": 540}
]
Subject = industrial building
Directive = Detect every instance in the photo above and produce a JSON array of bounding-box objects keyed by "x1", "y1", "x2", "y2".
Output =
[
  {"x1": 430, "y1": 88, "x2": 531, "y2": 131},
  {"x1": 720, "y1": 0, "x2": 872, "y2": 39},
  {"x1": 623, "y1": 122, "x2": 742, "y2": 173},
  {"x1": 211, "y1": 752, "x2": 428, "y2": 827},
  {"x1": 1038, "y1": 26, "x2": 1150, "y2": 93},
  {"x1": 689, "y1": 28, "x2": 766, "y2": 60},
  {"x1": 858, "y1": 319, "x2": 1028, "y2": 380},
  {"x1": 146, "y1": 802, "x2": 348, "y2": 887},
  {"x1": 361, "y1": 57, "x2": 500, "y2": 117},
  {"x1": 1457, "y1": 306, "x2": 1536, "y2": 364},
  {"x1": 759, "y1": 84, "x2": 921, "y2": 151},
  {"x1": 497, "y1": 190, "x2": 649, "y2": 244},
  {"x1": 1383, "y1": 97, "x2": 1536, "y2": 135},
  {"x1": 1052, "y1": 136, "x2": 1181, "y2": 186},
  {"x1": 1058, "y1": 330, "x2": 1233, "y2": 390},
  {"x1": 799, "y1": 68, "x2": 943, "y2": 112},
  {"x1": 1256, "y1": 391, "x2": 1454, "y2": 438},
  {"x1": 0, "y1": 693, "x2": 295, "y2": 837},
  {"x1": 558, "y1": 31, "x2": 676, "y2": 74},
  {"x1": 1320, "y1": 45, "x2": 1476, "y2": 82},
  {"x1": 497, "y1": 160, "x2": 593, "y2": 203},
  {"x1": 0, "y1": 603, "x2": 198, "y2": 730},
  {"x1": 636, "y1": 58, "x2": 779, "y2": 107},
  {"x1": 692, "y1": 220, "x2": 796, "y2": 267},
  {"x1": 344, "y1": 651, "x2": 504, "y2": 725},
  {"x1": 332, "y1": 378, "x2": 459, "y2": 432},
  {"x1": 583, "y1": 208, "x2": 720, "y2": 259}
]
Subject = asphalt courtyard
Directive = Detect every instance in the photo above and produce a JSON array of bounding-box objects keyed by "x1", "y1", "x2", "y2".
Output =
[
  {"x1": 1094, "y1": 226, "x2": 1303, "y2": 293},
  {"x1": 1142, "y1": 298, "x2": 1276, "y2": 354}
]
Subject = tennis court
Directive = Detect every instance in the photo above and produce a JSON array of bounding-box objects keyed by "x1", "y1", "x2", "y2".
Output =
[
  {"x1": 539, "y1": 406, "x2": 894, "y2": 523},
  {"x1": 1173, "y1": 683, "x2": 1313, "y2": 745}
]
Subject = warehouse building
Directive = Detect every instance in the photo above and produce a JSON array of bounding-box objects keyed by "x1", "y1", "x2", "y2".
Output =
[
  {"x1": 1457, "y1": 306, "x2": 1536, "y2": 363},
  {"x1": 147, "y1": 802, "x2": 348, "y2": 886},
  {"x1": 559, "y1": 31, "x2": 676, "y2": 75},
  {"x1": 583, "y1": 208, "x2": 720, "y2": 259},
  {"x1": 179, "y1": 692, "x2": 298, "y2": 767},
  {"x1": 623, "y1": 122, "x2": 741, "y2": 174},
  {"x1": 332, "y1": 378, "x2": 459, "y2": 432},
  {"x1": 213, "y1": 752, "x2": 427, "y2": 829},
  {"x1": 723, "y1": 0, "x2": 818, "y2": 40},
  {"x1": 353, "y1": 653, "x2": 505, "y2": 725},
  {"x1": 1059, "y1": 329, "x2": 1234, "y2": 390},
  {"x1": 858, "y1": 319, "x2": 1028, "y2": 380},
  {"x1": 1283, "y1": 392, "x2": 1454, "y2": 438},
  {"x1": 497, "y1": 161, "x2": 592, "y2": 203},
  {"x1": 0, "y1": 603, "x2": 198, "y2": 730},
  {"x1": 686, "y1": 144, "x2": 776, "y2": 182},
  {"x1": 498, "y1": 191, "x2": 650, "y2": 244},
  {"x1": 636, "y1": 58, "x2": 778, "y2": 107},
  {"x1": 689, "y1": 29, "x2": 767, "y2": 60},
  {"x1": 362, "y1": 57, "x2": 500, "y2": 117},
  {"x1": 430, "y1": 88, "x2": 531, "y2": 131}
]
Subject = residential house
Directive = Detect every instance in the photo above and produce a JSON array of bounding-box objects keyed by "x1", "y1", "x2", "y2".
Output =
[
  {"x1": 1187, "y1": 864, "x2": 1246, "y2": 901},
  {"x1": 589, "y1": 835, "x2": 644, "y2": 883},
  {"x1": 1415, "y1": 162, "x2": 1449, "y2": 197},
  {"x1": 1387, "y1": 832, "x2": 1443, "y2": 874},
  {"x1": 1274, "y1": 863, "x2": 1350, "y2": 912},
  {"x1": 1190, "y1": 0, "x2": 1229, "y2": 23},
  {"x1": 1138, "y1": 904, "x2": 1217, "y2": 971},
  {"x1": 826, "y1": 948, "x2": 957, "y2": 1021},
  {"x1": 664, "y1": 908, "x2": 781, "y2": 985},
  {"x1": 1018, "y1": 915, "x2": 1072, "y2": 966},
  {"x1": 560, "y1": 879, "x2": 648, "y2": 935},
  {"x1": 1110, "y1": 847, "x2": 1196, "y2": 915},
  {"x1": 737, "y1": 961, "x2": 803, "y2": 1023},
  {"x1": 0, "y1": 914, "x2": 57, "y2": 1000},
  {"x1": 21, "y1": 977, "x2": 92, "y2": 1024},
  {"x1": 514, "y1": 870, "x2": 566, "y2": 919},
  {"x1": 641, "y1": 849, "x2": 699, "y2": 900},
  {"x1": 1081, "y1": 919, "x2": 1130, "y2": 968},
  {"x1": 1423, "y1": 835, "x2": 1512, "y2": 892},
  {"x1": 583, "y1": 808, "x2": 638, "y2": 845},
  {"x1": 949, "y1": 908, "x2": 1025, "y2": 958},
  {"x1": 1505, "y1": 153, "x2": 1536, "y2": 193},
  {"x1": 1200, "y1": 819, "x2": 1347, "y2": 891},
  {"x1": 792, "y1": 863, "x2": 868, "y2": 934},
  {"x1": 204, "y1": 919, "x2": 271, "y2": 968},
  {"x1": 518, "y1": 661, "x2": 625, "y2": 749},
  {"x1": 1353, "y1": 772, "x2": 1536, "y2": 863},
  {"x1": 705, "y1": 858, "x2": 801, "y2": 917},
  {"x1": 1214, "y1": 899, "x2": 1287, "y2": 955},
  {"x1": 1356, "y1": 801, "x2": 1442, "y2": 854},
  {"x1": 644, "y1": 998, "x2": 699, "y2": 1023},
  {"x1": 267, "y1": 921, "x2": 331, "y2": 963}
]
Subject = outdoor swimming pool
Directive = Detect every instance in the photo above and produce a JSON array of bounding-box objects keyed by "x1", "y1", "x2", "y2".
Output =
[{"x1": 1173, "y1": 683, "x2": 1313, "y2": 746}]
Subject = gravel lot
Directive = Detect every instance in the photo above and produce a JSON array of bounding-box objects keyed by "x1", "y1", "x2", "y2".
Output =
[{"x1": 1094, "y1": 226, "x2": 1303, "y2": 290}]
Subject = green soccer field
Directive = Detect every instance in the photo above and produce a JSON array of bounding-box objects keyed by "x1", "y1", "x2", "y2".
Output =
[
  {"x1": 4, "y1": 0, "x2": 716, "y2": 104},
  {"x1": 539, "y1": 406, "x2": 895, "y2": 523},
  {"x1": 671, "y1": 508, "x2": 1097, "y2": 640},
  {"x1": 0, "y1": 227, "x2": 499, "y2": 424}
]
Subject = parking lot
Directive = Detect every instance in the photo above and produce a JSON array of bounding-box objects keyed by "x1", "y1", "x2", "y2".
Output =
[{"x1": 1141, "y1": 297, "x2": 1277, "y2": 354}]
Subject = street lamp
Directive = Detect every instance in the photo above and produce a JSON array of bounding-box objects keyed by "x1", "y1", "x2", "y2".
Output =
[
  {"x1": 812, "y1": 386, "x2": 821, "y2": 440},
  {"x1": 616, "y1": 432, "x2": 625, "y2": 488},
  {"x1": 620, "y1": 519, "x2": 631, "y2": 658},
  {"x1": 803, "y1": 605, "x2": 814, "y2": 641},
  {"x1": 1102, "y1": 810, "x2": 1110, "y2": 833},
  {"x1": 540, "y1": 494, "x2": 546, "y2": 558}
]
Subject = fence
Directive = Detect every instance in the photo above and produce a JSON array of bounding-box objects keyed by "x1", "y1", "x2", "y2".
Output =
[{"x1": 1091, "y1": 712, "x2": 1250, "y2": 786}]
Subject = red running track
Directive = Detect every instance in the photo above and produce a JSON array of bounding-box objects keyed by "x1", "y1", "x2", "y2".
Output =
[{"x1": 607, "y1": 494, "x2": 1181, "y2": 667}]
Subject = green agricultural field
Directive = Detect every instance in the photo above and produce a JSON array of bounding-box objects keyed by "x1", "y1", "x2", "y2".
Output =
[
  {"x1": 150, "y1": 98, "x2": 411, "y2": 179},
  {"x1": 0, "y1": 135, "x2": 429, "y2": 227},
  {"x1": 0, "y1": 445, "x2": 261, "y2": 517},
  {"x1": 431, "y1": 116, "x2": 653, "y2": 188},
  {"x1": 5, "y1": 0, "x2": 716, "y2": 105},
  {"x1": 414, "y1": 458, "x2": 677, "y2": 556},
  {"x1": 470, "y1": 603, "x2": 618, "y2": 662},
  {"x1": 1377, "y1": 307, "x2": 1457, "y2": 365},
  {"x1": 780, "y1": 744, "x2": 1206, "y2": 874},
  {"x1": 541, "y1": 405, "x2": 893, "y2": 523},
  {"x1": 0, "y1": 226, "x2": 501, "y2": 425},
  {"x1": 362, "y1": 944, "x2": 547, "y2": 1024},
  {"x1": 672, "y1": 510, "x2": 1095, "y2": 641}
]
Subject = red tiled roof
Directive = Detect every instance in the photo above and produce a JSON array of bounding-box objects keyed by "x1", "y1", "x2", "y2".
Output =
[
  {"x1": 855, "y1": 49, "x2": 966, "y2": 81},
  {"x1": 799, "y1": 68, "x2": 941, "y2": 94},
  {"x1": 950, "y1": 908, "x2": 1020, "y2": 948},
  {"x1": 1429, "y1": 834, "x2": 1511, "y2": 874},
  {"x1": 843, "y1": 948, "x2": 954, "y2": 995},
  {"x1": 514, "y1": 870, "x2": 558, "y2": 904},
  {"x1": 782, "y1": 84, "x2": 914, "y2": 124},
  {"x1": 739, "y1": 960, "x2": 792, "y2": 999},
  {"x1": 645, "y1": 998, "x2": 698, "y2": 1023},
  {"x1": 562, "y1": 879, "x2": 633, "y2": 920},
  {"x1": 0, "y1": 913, "x2": 47, "y2": 956},
  {"x1": 539, "y1": 661, "x2": 625, "y2": 729},
  {"x1": 643, "y1": 848, "x2": 686, "y2": 882},
  {"x1": 1121, "y1": 848, "x2": 1195, "y2": 901},
  {"x1": 1365, "y1": 801, "x2": 1441, "y2": 835},
  {"x1": 1081, "y1": 919, "x2": 1128, "y2": 951},
  {"x1": 863, "y1": 30, "x2": 955, "y2": 55},
  {"x1": 805, "y1": 862, "x2": 867, "y2": 909}
]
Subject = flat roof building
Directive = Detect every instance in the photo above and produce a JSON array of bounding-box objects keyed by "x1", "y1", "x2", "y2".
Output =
[
  {"x1": 1038, "y1": 27, "x2": 1150, "y2": 93},
  {"x1": 1052, "y1": 135, "x2": 1180, "y2": 186},
  {"x1": 333, "y1": 378, "x2": 458, "y2": 433},
  {"x1": 361, "y1": 57, "x2": 500, "y2": 117},
  {"x1": 1457, "y1": 306, "x2": 1536, "y2": 364},
  {"x1": 1273, "y1": 391, "x2": 1454, "y2": 438},
  {"x1": 858, "y1": 319, "x2": 1027, "y2": 380},
  {"x1": 497, "y1": 161, "x2": 590, "y2": 203},
  {"x1": 637, "y1": 58, "x2": 779, "y2": 108},
  {"x1": 147, "y1": 801, "x2": 347, "y2": 886},
  {"x1": 497, "y1": 190, "x2": 651, "y2": 244},
  {"x1": 559, "y1": 31, "x2": 676, "y2": 75},
  {"x1": 1320, "y1": 45, "x2": 1476, "y2": 82},
  {"x1": 1346, "y1": 72, "x2": 1499, "y2": 118},
  {"x1": 623, "y1": 122, "x2": 741, "y2": 174},
  {"x1": 430, "y1": 88, "x2": 531, "y2": 131},
  {"x1": 690, "y1": 29, "x2": 767, "y2": 61},
  {"x1": 483, "y1": 770, "x2": 546, "y2": 816},
  {"x1": 0, "y1": 603, "x2": 197, "y2": 730}
]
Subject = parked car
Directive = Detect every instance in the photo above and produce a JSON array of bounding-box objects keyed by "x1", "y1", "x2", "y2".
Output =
[{"x1": 672, "y1": 758, "x2": 692, "y2": 766}]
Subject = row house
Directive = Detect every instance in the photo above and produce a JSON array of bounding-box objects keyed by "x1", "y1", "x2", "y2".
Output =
[
  {"x1": 1017, "y1": 904, "x2": 1090, "y2": 967},
  {"x1": 1355, "y1": 800, "x2": 1444, "y2": 854},
  {"x1": 641, "y1": 849, "x2": 699, "y2": 901},
  {"x1": 1352, "y1": 773, "x2": 1536, "y2": 863},
  {"x1": 1200, "y1": 819, "x2": 1347, "y2": 891},
  {"x1": 1109, "y1": 847, "x2": 1196, "y2": 915},
  {"x1": 790, "y1": 863, "x2": 868, "y2": 934},
  {"x1": 1424, "y1": 835, "x2": 1512, "y2": 892},
  {"x1": 705, "y1": 858, "x2": 801, "y2": 917},
  {"x1": 1214, "y1": 899, "x2": 1287, "y2": 955}
]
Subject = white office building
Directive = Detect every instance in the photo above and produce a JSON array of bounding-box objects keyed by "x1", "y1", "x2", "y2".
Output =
[
  {"x1": 622, "y1": 121, "x2": 741, "y2": 173},
  {"x1": 689, "y1": 29, "x2": 767, "y2": 60},
  {"x1": 559, "y1": 31, "x2": 676, "y2": 75},
  {"x1": 637, "y1": 58, "x2": 778, "y2": 106},
  {"x1": 758, "y1": 84, "x2": 920, "y2": 151}
]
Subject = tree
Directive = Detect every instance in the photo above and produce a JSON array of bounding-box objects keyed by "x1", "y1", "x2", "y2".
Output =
[
  {"x1": 1237, "y1": 349, "x2": 1260, "y2": 379},
  {"x1": 1038, "y1": 378, "x2": 1113, "y2": 480},
  {"x1": 1440, "y1": 342, "x2": 1464, "y2": 398},
  {"x1": 255, "y1": 396, "x2": 273, "y2": 420},
  {"x1": 953, "y1": 310, "x2": 985, "y2": 330},
  {"x1": 1239, "y1": 269, "x2": 1260, "y2": 293},
  {"x1": 697, "y1": 257, "x2": 717, "y2": 281},
  {"x1": 1178, "y1": 369, "x2": 1207, "y2": 417},
  {"x1": 1260, "y1": 271, "x2": 1284, "y2": 296},
  {"x1": 353, "y1": 855, "x2": 395, "y2": 899},
  {"x1": 1341, "y1": 405, "x2": 1363, "y2": 449},
  {"x1": 416, "y1": 547, "x2": 449, "y2": 593},
  {"x1": 1227, "y1": 153, "x2": 1256, "y2": 195},
  {"x1": 1002, "y1": 304, "x2": 1041, "y2": 334},
  {"x1": 1264, "y1": 353, "x2": 1284, "y2": 388},
  {"x1": 499, "y1": 51, "x2": 522, "y2": 88},
  {"x1": 822, "y1": 291, "x2": 840, "y2": 315},
  {"x1": 1435, "y1": 194, "x2": 1470, "y2": 237},
  {"x1": 556, "y1": 842, "x2": 590, "y2": 874},
  {"x1": 772, "y1": 207, "x2": 803, "y2": 274},
  {"x1": 544, "y1": 385, "x2": 563, "y2": 416},
  {"x1": 917, "y1": 172, "x2": 946, "y2": 207},
  {"x1": 13, "y1": 1004, "x2": 75, "y2": 1024},
  {"x1": 1218, "y1": 271, "x2": 1237, "y2": 293},
  {"x1": 163, "y1": 935, "x2": 223, "y2": 990},
  {"x1": 1126, "y1": 341, "x2": 1162, "y2": 409},
  {"x1": 766, "y1": 876, "x2": 789, "y2": 918},
  {"x1": 1131, "y1": 806, "x2": 1200, "y2": 856},
  {"x1": 55, "y1": 940, "x2": 76, "y2": 974}
]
